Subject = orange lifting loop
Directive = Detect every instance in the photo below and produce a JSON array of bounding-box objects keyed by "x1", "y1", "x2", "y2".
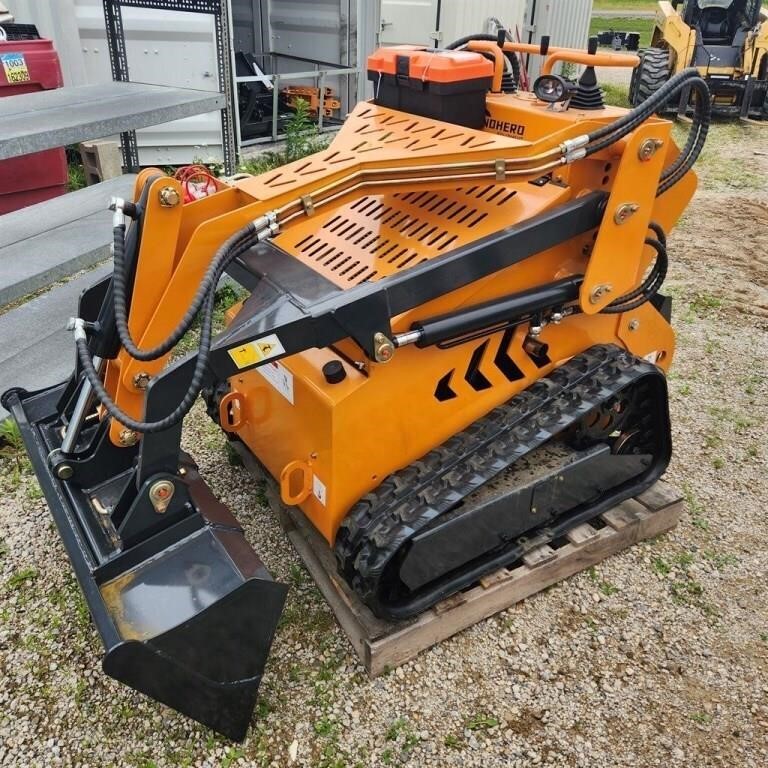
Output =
[
  {"x1": 280, "y1": 460, "x2": 313, "y2": 506},
  {"x1": 218, "y1": 391, "x2": 245, "y2": 433}
]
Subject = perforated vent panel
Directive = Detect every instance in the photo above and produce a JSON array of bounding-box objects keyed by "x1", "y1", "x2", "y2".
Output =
[{"x1": 275, "y1": 184, "x2": 520, "y2": 287}]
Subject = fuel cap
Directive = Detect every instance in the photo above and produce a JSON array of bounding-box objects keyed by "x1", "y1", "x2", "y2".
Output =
[{"x1": 322, "y1": 360, "x2": 346, "y2": 384}]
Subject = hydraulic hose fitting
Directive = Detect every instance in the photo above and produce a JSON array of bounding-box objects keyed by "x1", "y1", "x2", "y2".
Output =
[{"x1": 67, "y1": 317, "x2": 88, "y2": 342}]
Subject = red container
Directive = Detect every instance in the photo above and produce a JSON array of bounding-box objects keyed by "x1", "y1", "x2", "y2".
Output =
[{"x1": 0, "y1": 38, "x2": 68, "y2": 215}]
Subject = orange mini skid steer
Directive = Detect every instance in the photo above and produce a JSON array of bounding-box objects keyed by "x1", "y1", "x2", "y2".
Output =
[{"x1": 3, "y1": 37, "x2": 711, "y2": 739}]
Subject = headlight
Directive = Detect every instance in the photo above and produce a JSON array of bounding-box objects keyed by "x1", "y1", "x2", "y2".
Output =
[{"x1": 533, "y1": 74, "x2": 570, "y2": 103}]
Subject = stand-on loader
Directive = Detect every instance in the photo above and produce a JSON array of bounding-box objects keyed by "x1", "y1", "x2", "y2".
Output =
[{"x1": 2, "y1": 35, "x2": 711, "y2": 740}]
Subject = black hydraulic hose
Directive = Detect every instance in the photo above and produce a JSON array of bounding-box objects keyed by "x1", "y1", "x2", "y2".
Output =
[
  {"x1": 75, "y1": 230, "x2": 259, "y2": 433},
  {"x1": 445, "y1": 33, "x2": 521, "y2": 88},
  {"x1": 648, "y1": 220, "x2": 666, "y2": 246},
  {"x1": 580, "y1": 68, "x2": 711, "y2": 197},
  {"x1": 76, "y1": 289, "x2": 216, "y2": 433},
  {"x1": 586, "y1": 68, "x2": 703, "y2": 145},
  {"x1": 599, "y1": 237, "x2": 668, "y2": 314},
  {"x1": 111, "y1": 221, "x2": 258, "y2": 361}
]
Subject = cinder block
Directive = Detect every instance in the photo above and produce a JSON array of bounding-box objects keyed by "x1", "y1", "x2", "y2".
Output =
[{"x1": 79, "y1": 140, "x2": 123, "y2": 184}]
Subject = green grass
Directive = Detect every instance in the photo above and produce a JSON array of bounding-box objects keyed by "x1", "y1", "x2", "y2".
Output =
[
  {"x1": 602, "y1": 83, "x2": 630, "y2": 108},
  {"x1": 593, "y1": 0, "x2": 657, "y2": 11},
  {"x1": 590, "y1": 16, "x2": 655, "y2": 49}
]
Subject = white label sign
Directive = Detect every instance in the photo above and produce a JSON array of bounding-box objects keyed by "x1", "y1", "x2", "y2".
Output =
[
  {"x1": 256, "y1": 360, "x2": 294, "y2": 404},
  {"x1": 313, "y1": 474, "x2": 327, "y2": 506}
]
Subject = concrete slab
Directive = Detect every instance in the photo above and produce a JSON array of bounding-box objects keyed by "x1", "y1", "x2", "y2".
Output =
[
  {"x1": 0, "y1": 263, "x2": 112, "y2": 420},
  {"x1": 0, "y1": 175, "x2": 134, "y2": 308},
  {"x1": 0, "y1": 82, "x2": 224, "y2": 160}
]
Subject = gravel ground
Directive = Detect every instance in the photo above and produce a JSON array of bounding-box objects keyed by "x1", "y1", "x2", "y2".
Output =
[{"x1": 1, "y1": 122, "x2": 767, "y2": 768}]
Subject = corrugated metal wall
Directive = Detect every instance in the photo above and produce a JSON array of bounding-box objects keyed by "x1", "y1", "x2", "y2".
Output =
[
  {"x1": 437, "y1": 0, "x2": 527, "y2": 47},
  {"x1": 525, "y1": 0, "x2": 594, "y2": 78}
]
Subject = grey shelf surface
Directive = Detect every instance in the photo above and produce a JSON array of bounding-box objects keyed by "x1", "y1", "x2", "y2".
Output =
[
  {"x1": 0, "y1": 262, "x2": 113, "y2": 421},
  {"x1": 0, "y1": 81, "x2": 225, "y2": 160},
  {"x1": 0, "y1": 175, "x2": 135, "y2": 308}
]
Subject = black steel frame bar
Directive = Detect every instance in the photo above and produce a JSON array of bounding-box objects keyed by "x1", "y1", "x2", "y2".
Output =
[
  {"x1": 102, "y1": 0, "x2": 236, "y2": 173},
  {"x1": 207, "y1": 190, "x2": 607, "y2": 380}
]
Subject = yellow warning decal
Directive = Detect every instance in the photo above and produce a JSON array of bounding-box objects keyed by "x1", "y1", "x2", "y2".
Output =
[
  {"x1": 1, "y1": 53, "x2": 31, "y2": 84},
  {"x1": 227, "y1": 333, "x2": 286, "y2": 369}
]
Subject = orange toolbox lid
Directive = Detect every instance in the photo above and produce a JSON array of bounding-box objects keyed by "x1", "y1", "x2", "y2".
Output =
[{"x1": 367, "y1": 46, "x2": 493, "y2": 83}]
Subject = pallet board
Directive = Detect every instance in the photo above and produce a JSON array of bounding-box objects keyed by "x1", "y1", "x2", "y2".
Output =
[{"x1": 238, "y1": 448, "x2": 683, "y2": 677}]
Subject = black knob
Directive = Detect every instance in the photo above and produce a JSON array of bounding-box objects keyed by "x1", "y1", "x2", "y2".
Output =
[
  {"x1": 323, "y1": 360, "x2": 346, "y2": 384},
  {"x1": 588, "y1": 36, "x2": 599, "y2": 55},
  {"x1": 540, "y1": 35, "x2": 550, "y2": 56}
]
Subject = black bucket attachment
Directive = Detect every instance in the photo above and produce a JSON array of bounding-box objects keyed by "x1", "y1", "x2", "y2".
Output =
[{"x1": 3, "y1": 381, "x2": 287, "y2": 741}]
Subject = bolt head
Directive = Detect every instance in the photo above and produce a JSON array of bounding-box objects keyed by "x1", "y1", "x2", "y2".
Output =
[
  {"x1": 159, "y1": 186, "x2": 181, "y2": 207},
  {"x1": 149, "y1": 479, "x2": 175, "y2": 513},
  {"x1": 373, "y1": 332, "x2": 395, "y2": 363},
  {"x1": 119, "y1": 429, "x2": 139, "y2": 446},
  {"x1": 589, "y1": 283, "x2": 613, "y2": 304},
  {"x1": 628, "y1": 319, "x2": 640, "y2": 331},
  {"x1": 614, "y1": 203, "x2": 640, "y2": 225},
  {"x1": 56, "y1": 464, "x2": 74, "y2": 480},
  {"x1": 638, "y1": 138, "x2": 664, "y2": 161},
  {"x1": 133, "y1": 372, "x2": 151, "y2": 390}
]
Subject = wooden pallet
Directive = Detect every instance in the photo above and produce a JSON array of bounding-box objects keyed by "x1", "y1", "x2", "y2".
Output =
[{"x1": 239, "y1": 450, "x2": 682, "y2": 677}]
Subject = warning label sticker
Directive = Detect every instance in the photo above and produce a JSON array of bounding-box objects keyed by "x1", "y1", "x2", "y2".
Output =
[
  {"x1": 312, "y1": 474, "x2": 327, "y2": 506},
  {"x1": 227, "y1": 333, "x2": 286, "y2": 369},
  {"x1": 256, "y1": 360, "x2": 294, "y2": 404},
  {"x1": 1, "y1": 53, "x2": 31, "y2": 84}
]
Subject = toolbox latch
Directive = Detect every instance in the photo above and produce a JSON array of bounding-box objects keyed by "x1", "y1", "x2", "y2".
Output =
[{"x1": 396, "y1": 54, "x2": 410, "y2": 85}]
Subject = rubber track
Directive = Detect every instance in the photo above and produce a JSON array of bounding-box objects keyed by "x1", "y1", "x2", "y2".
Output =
[{"x1": 334, "y1": 344, "x2": 660, "y2": 614}]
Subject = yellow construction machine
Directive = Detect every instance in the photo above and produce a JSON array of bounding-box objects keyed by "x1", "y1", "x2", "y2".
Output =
[
  {"x1": 631, "y1": 0, "x2": 768, "y2": 117},
  {"x1": 3, "y1": 37, "x2": 710, "y2": 739}
]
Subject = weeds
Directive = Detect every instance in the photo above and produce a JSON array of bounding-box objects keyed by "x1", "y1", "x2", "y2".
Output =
[
  {"x1": 385, "y1": 718, "x2": 408, "y2": 741},
  {"x1": 7, "y1": 567, "x2": 38, "y2": 590},
  {"x1": 239, "y1": 99, "x2": 329, "y2": 176},
  {"x1": 587, "y1": 566, "x2": 619, "y2": 596},
  {"x1": 465, "y1": 713, "x2": 499, "y2": 731},
  {"x1": 682, "y1": 483, "x2": 708, "y2": 531},
  {"x1": 0, "y1": 419, "x2": 22, "y2": 455},
  {"x1": 220, "y1": 747, "x2": 245, "y2": 768},
  {"x1": 703, "y1": 551, "x2": 738, "y2": 570},
  {"x1": 689, "y1": 293, "x2": 722, "y2": 315}
]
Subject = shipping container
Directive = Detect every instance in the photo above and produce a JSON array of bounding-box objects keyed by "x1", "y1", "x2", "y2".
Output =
[
  {"x1": 378, "y1": 0, "x2": 593, "y2": 80},
  {"x1": 7, "y1": 0, "x2": 373, "y2": 161}
]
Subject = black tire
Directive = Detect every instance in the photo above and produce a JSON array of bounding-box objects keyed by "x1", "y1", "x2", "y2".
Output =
[{"x1": 629, "y1": 47, "x2": 671, "y2": 106}]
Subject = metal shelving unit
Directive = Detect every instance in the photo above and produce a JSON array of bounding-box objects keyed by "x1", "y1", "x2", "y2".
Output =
[{"x1": 102, "y1": 0, "x2": 236, "y2": 173}]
